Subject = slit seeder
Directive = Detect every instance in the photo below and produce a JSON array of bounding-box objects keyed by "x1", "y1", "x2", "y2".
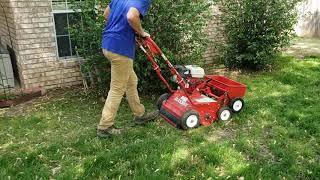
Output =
[{"x1": 137, "y1": 37, "x2": 247, "y2": 130}]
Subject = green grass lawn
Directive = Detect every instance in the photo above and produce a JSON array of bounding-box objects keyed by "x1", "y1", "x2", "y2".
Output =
[{"x1": 0, "y1": 56, "x2": 319, "y2": 179}]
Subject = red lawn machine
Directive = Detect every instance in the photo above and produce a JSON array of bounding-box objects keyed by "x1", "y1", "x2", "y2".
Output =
[{"x1": 136, "y1": 37, "x2": 247, "y2": 130}]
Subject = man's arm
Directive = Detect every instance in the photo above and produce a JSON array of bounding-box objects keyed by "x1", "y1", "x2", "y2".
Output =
[
  {"x1": 127, "y1": 7, "x2": 150, "y2": 37},
  {"x1": 103, "y1": 5, "x2": 110, "y2": 22}
]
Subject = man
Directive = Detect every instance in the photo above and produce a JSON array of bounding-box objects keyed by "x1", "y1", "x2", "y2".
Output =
[{"x1": 97, "y1": 0, "x2": 158, "y2": 138}]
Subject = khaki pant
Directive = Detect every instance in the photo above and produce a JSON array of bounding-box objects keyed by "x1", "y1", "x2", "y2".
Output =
[{"x1": 98, "y1": 50, "x2": 145, "y2": 130}]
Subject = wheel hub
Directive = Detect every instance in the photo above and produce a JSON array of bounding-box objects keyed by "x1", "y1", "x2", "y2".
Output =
[
  {"x1": 233, "y1": 100, "x2": 243, "y2": 112},
  {"x1": 186, "y1": 115, "x2": 198, "y2": 128},
  {"x1": 221, "y1": 110, "x2": 231, "y2": 121}
]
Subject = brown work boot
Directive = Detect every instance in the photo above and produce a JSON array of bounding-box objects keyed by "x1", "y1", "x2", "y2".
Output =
[
  {"x1": 97, "y1": 125, "x2": 124, "y2": 138},
  {"x1": 134, "y1": 110, "x2": 159, "y2": 125}
]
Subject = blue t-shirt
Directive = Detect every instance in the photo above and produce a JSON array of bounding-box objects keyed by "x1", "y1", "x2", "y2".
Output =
[{"x1": 102, "y1": 0, "x2": 151, "y2": 60}]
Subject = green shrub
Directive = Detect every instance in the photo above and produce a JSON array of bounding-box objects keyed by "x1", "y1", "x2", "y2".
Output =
[
  {"x1": 70, "y1": 0, "x2": 210, "y2": 94},
  {"x1": 215, "y1": 0, "x2": 301, "y2": 70},
  {"x1": 69, "y1": 0, "x2": 111, "y2": 92}
]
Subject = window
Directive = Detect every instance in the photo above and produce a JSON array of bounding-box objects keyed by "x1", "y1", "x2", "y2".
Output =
[{"x1": 52, "y1": 0, "x2": 81, "y2": 58}]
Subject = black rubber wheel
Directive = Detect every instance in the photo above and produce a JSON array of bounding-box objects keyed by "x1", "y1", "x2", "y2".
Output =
[
  {"x1": 157, "y1": 93, "x2": 169, "y2": 110},
  {"x1": 229, "y1": 98, "x2": 244, "y2": 113},
  {"x1": 181, "y1": 109, "x2": 200, "y2": 130},
  {"x1": 217, "y1": 107, "x2": 232, "y2": 122}
]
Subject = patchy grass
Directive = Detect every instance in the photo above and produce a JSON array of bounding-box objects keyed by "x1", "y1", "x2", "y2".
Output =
[{"x1": 0, "y1": 56, "x2": 319, "y2": 179}]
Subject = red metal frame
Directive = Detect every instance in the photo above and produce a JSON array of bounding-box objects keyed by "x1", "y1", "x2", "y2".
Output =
[
  {"x1": 136, "y1": 37, "x2": 188, "y2": 92},
  {"x1": 137, "y1": 37, "x2": 247, "y2": 128}
]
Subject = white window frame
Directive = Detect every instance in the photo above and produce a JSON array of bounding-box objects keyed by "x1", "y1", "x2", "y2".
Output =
[{"x1": 51, "y1": 0, "x2": 80, "y2": 60}]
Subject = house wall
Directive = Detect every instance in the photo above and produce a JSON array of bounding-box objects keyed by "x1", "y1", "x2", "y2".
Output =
[
  {"x1": 295, "y1": 0, "x2": 320, "y2": 38},
  {"x1": 0, "y1": 0, "x2": 16, "y2": 49},
  {"x1": 203, "y1": 5, "x2": 223, "y2": 72},
  {"x1": 0, "y1": 0, "x2": 22, "y2": 86},
  {"x1": 2, "y1": 0, "x2": 223, "y2": 90},
  {"x1": 1, "y1": 0, "x2": 83, "y2": 90}
]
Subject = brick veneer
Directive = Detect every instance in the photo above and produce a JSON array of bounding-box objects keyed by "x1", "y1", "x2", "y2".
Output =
[{"x1": 0, "y1": 0, "x2": 82, "y2": 89}]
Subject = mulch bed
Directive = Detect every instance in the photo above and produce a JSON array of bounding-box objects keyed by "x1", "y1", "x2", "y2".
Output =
[{"x1": 0, "y1": 88, "x2": 45, "y2": 108}]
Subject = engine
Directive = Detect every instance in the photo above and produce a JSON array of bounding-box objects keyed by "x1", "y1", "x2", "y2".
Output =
[
  {"x1": 172, "y1": 65, "x2": 205, "y2": 92},
  {"x1": 173, "y1": 65, "x2": 205, "y2": 80}
]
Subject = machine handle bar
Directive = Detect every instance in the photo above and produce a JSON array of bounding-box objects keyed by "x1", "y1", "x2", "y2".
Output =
[{"x1": 136, "y1": 37, "x2": 189, "y2": 94}]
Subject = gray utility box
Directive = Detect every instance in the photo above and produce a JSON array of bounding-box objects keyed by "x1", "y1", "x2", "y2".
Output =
[{"x1": 0, "y1": 46, "x2": 15, "y2": 89}]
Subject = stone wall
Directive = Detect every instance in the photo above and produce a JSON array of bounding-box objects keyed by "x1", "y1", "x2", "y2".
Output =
[{"x1": 0, "y1": 0, "x2": 83, "y2": 90}]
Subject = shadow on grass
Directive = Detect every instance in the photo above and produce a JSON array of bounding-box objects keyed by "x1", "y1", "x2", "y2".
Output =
[{"x1": 0, "y1": 57, "x2": 319, "y2": 179}]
